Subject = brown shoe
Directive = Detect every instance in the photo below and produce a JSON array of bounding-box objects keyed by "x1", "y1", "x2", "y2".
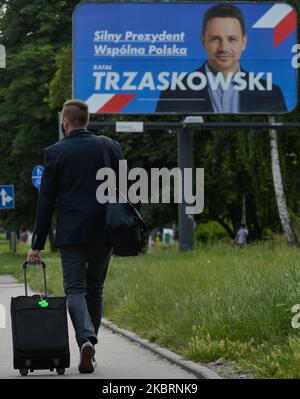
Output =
[{"x1": 78, "y1": 341, "x2": 96, "y2": 373}]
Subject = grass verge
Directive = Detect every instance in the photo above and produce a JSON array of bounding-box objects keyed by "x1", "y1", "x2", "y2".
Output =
[{"x1": 1, "y1": 235, "x2": 300, "y2": 378}]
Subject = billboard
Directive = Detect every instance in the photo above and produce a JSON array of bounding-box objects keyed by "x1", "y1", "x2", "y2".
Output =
[{"x1": 73, "y1": 2, "x2": 297, "y2": 115}]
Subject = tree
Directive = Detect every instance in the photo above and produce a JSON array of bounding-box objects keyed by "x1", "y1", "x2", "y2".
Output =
[
  {"x1": 0, "y1": 0, "x2": 78, "y2": 238},
  {"x1": 48, "y1": 45, "x2": 72, "y2": 110},
  {"x1": 269, "y1": 117, "x2": 299, "y2": 248}
]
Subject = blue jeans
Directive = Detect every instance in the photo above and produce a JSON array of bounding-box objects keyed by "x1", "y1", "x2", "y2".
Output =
[{"x1": 59, "y1": 244, "x2": 112, "y2": 348}]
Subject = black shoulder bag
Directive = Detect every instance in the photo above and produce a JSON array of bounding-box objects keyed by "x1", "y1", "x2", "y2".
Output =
[{"x1": 100, "y1": 136, "x2": 147, "y2": 256}]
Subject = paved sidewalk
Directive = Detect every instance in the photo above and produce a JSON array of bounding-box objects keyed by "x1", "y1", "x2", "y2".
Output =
[{"x1": 0, "y1": 275, "x2": 197, "y2": 379}]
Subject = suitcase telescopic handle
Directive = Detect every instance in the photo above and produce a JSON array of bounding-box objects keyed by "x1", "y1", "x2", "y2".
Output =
[{"x1": 22, "y1": 261, "x2": 48, "y2": 297}]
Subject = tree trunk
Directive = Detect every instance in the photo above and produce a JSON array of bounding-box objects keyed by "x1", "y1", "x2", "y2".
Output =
[
  {"x1": 241, "y1": 195, "x2": 246, "y2": 225},
  {"x1": 269, "y1": 116, "x2": 299, "y2": 248},
  {"x1": 214, "y1": 215, "x2": 236, "y2": 240}
]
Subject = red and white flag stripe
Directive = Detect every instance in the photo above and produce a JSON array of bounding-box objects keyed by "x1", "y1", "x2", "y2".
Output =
[
  {"x1": 85, "y1": 93, "x2": 136, "y2": 114},
  {"x1": 86, "y1": 94, "x2": 114, "y2": 113},
  {"x1": 252, "y1": 4, "x2": 297, "y2": 48},
  {"x1": 86, "y1": 94, "x2": 136, "y2": 114}
]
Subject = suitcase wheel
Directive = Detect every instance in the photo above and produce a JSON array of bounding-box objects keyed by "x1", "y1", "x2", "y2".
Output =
[
  {"x1": 19, "y1": 369, "x2": 28, "y2": 376},
  {"x1": 56, "y1": 368, "x2": 65, "y2": 375}
]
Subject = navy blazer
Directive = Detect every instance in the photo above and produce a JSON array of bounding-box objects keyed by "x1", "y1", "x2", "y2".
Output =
[
  {"x1": 156, "y1": 63, "x2": 287, "y2": 114},
  {"x1": 31, "y1": 130, "x2": 123, "y2": 250}
]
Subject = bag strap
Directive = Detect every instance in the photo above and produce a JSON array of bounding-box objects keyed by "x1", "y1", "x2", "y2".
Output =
[
  {"x1": 99, "y1": 135, "x2": 113, "y2": 169},
  {"x1": 99, "y1": 136, "x2": 146, "y2": 230},
  {"x1": 100, "y1": 135, "x2": 121, "y2": 202}
]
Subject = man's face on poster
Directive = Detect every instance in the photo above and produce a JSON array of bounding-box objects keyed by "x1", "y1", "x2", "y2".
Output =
[{"x1": 202, "y1": 17, "x2": 247, "y2": 74}]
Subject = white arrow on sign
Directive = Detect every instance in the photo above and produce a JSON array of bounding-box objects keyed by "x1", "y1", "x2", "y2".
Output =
[{"x1": 0, "y1": 189, "x2": 13, "y2": 207}]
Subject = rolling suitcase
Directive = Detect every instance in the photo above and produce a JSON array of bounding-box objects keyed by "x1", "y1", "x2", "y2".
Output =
[{"x1": 10, "y1": 261, "x2": 70, "y2": 376}]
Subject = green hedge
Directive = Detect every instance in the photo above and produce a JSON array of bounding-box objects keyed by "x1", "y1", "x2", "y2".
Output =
[{"x1": 194, "y1": 221, "x2": 231, "y2": 243}]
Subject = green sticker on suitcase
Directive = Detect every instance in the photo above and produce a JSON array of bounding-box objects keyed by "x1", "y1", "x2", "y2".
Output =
[{"x1": 38, "y1": 299, "x2": 49, "y2": 308}]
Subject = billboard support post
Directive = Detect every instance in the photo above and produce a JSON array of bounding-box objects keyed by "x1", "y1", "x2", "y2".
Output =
[
  {"x1": 178, "y1": 126, "x2": 194, "y2": 252},
  {"x1": 10, "y1": 232, "x2": 17, "y2": 253}
]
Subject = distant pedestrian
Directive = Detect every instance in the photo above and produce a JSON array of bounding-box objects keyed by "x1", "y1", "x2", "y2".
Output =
[
  {"x1": 235, "y1": 224, "x2": 248, "y2": 247},
  {"x1": 148, "y1": 232, "x2": 155, "y2": 249},
  {"x1": 155, "y1": 230, "x2": 161, "y2": 245},
  {"x1": 20, "y1": 231, "x2": 29, "y2": 244},
  {"x1": 173, "y1": 228, "x2": 179, "y2": 242}
]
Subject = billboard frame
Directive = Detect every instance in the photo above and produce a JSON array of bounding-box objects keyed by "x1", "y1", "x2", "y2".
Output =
[{"x1": 72, "y1": 1, "x2": 298, "y2": 115}]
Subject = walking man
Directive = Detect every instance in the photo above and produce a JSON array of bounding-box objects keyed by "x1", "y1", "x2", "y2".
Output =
[{"x1": 27, "y1": 99, "x2": 124, "y2": 373}]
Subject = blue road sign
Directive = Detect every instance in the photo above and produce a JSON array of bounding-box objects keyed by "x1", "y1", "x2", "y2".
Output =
[
  {"x1": 32, "y1": 165, "x2": 44, "y2": 189},
  {"x1": 0, "y1": 185, "x2": 14, "y2": 209}
]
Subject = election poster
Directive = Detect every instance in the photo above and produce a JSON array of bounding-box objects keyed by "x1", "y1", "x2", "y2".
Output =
[{"x1": 73, "y1": 2, "x2": 297, "y2": 114}]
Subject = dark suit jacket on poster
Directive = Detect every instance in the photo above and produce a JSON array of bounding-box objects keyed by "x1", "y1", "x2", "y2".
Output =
[
  {"x1": 156, "y1": 64, "x2": 288, "y2": 114},
  {"x1": 31, "y1": 130, "x2": 123, "y2": 250}
]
